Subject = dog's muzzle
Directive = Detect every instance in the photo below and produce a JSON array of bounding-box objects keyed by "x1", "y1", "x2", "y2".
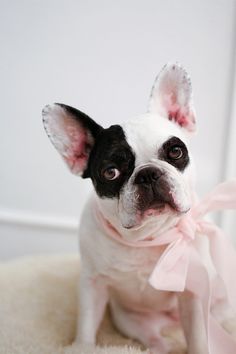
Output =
[{"x1": 133, "y1": 166, "x2": 177, "y2": 211}]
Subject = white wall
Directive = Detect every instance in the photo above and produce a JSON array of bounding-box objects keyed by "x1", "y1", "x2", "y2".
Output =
[{"x1": 0, "y1": 0, "x2": 236, "y2": 259}]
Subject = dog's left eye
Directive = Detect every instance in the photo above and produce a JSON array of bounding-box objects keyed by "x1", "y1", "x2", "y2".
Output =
[
  {"x1": 102, "y1": 167, "x2": 120, "y2": 180},
  {"x1": 168, "y1": 146, "x2": 183, "y2": 160}
]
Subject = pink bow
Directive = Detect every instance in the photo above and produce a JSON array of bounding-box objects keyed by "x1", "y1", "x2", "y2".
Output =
[
  {"x1": 149, "y1": 180, "x2": 236, "y2": 293},
  {"x1": 95, "y1": 180, "x2": 236, "y2": 353}
]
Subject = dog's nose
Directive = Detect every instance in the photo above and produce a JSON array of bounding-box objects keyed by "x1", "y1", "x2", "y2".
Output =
[{"x1": 134, "y1": 167, "x2": 162, "y2": 185}]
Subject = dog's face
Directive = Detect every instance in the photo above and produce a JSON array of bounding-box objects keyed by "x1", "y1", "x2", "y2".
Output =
[{"x1": 43, "y1": 63, "x2": 196, "y2": 234}]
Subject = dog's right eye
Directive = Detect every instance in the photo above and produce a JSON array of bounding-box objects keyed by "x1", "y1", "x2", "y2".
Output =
[
  {"x1": 102, "y1": 167, "x2": 120, "y2": 180},
  {"x1": 168, "y1": 146, "x2": 183, "y2": 160}
]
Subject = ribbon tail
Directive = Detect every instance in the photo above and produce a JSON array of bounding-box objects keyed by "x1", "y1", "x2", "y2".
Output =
[
  {"x1": 149, "y1": 237, "x2": 190, "y2": 292},
  {"x1": 193, "y1": 180, "x2": 236, "y2": 218},
  {"x1": 205, "y1": 222, "x2": 236, "y2": 310},
  {"x1": 197, "y1": 222, "x2": 236, "y2": 353},
  {"x1": 185, "y1": 248, "x2": 211, "y2": 353},
  {"x1": 184, "y1": 246, "x2": 236, "y2": 354}
]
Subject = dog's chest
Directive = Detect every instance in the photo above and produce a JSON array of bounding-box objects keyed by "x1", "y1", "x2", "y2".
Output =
[
  {"x1": 82, "y1": 221, "x2": 177, "y2": 312},
  {"x1": 106, "y1": 245, "x2": 177, "y2": 311}
]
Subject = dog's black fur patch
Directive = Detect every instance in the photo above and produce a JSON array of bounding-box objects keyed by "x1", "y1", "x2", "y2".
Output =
[
  {"x1": 84, "y1": 125, "x2": 136, "y2": 198},
  {"x1": 158, "y1": 136, "x2": 189, "y2": 171}
]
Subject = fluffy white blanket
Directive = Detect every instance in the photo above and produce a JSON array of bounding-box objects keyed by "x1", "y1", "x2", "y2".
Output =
[{"x1": 0, "y1": 254, "x2": 185, "y2": 354}]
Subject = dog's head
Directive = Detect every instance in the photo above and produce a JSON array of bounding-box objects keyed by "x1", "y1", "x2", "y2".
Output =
[{"x1": 43, "y1": 63, "x2": 196, "y2": 238}]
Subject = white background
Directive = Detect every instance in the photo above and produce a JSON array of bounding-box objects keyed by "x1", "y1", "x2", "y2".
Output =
[{"x1": 0, "y1": 0, "x2": 236, "y2": 260}]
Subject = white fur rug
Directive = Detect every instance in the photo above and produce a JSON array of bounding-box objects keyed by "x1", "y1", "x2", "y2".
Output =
[{"x1": 0, "y1": 254, "x2": 185, "y2": 354}]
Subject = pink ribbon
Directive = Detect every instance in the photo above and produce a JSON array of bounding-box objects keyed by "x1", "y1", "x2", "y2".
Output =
[{"x1": 95, "y1": 180, "x2": 236, "y2": 353}]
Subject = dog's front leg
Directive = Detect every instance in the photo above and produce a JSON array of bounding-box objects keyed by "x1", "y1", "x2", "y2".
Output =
[
  {"x1": 178, "y1": 291, "x2": 209, "y2": 354},
  {"x1": 75, "y1": 270, "x2": 108, "y2": 345}
]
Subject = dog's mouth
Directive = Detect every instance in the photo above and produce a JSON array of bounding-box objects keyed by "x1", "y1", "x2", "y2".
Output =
[
  {"x1": 135, "y1": 177, "x2": 181, "y2": 213},
  {"x1": 122, "y1": 202, "x2": 186, "y2": 231},
  {"x1": 121, "y1": 202, "x2": 179, "y2": 231}
]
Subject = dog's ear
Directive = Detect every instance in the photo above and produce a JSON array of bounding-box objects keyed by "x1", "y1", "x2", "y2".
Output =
[
  {"x1": 42, "y1": 103, "x2": 103, "y2": 177},
  {"x1": 148, "y1": 63, "x2": 196, "y2": 132}
]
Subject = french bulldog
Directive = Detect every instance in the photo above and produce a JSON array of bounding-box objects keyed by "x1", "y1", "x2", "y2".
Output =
[{"x1": 42, "y1": 63, "x2": 209, "y2": 353}]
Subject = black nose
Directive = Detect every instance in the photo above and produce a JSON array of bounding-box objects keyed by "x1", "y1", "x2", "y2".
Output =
[{"x1": 134, "y1": 167, "x2": 162, "y2": 185}]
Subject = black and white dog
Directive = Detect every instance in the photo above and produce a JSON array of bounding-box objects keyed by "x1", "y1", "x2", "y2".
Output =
[{"x1": 42, "y1": 63, "x2": 211, "y2": 353}]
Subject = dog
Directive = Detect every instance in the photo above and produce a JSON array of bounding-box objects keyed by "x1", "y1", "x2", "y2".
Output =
[{"x1": 42, "y1": 63, "x2": 236, "y2": 353}]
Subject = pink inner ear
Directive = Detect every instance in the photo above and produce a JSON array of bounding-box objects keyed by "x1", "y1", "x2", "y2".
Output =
[
  {"x1": 168, "y1": 109, "x2": 192, "y2": 128},
  {"x1": 43, "y1": 104, "x2": 96, "y2": 175},
  {"x1": 161, "y1": 93, "x2": 196, "y2": 132},
  {"x1": 63, "y1": 130, "x2": 92, "y2": 175},
  {"x1": 161, "y1": 89, "x2": 194, "y2": 130}
]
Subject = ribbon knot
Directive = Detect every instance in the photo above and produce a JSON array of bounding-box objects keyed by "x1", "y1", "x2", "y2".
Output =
[{"x1": 177, "y1": 213, "x2": 197, "y2": 240}]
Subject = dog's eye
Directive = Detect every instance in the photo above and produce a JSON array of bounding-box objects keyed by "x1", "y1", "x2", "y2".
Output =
[
  {"x1": 168, "y1": 146, "x2": 183, "y2": 160},
  {"x1": 102, "y1": 167, "x2": 120, "y2": 180}
]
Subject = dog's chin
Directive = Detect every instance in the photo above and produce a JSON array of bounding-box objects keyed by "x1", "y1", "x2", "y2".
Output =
[{"x1": 121, "y1": 202, "x2": 184, "y2": 230}]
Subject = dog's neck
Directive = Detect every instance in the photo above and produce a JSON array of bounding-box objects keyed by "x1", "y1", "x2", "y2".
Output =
[{"x1": 95, "y1": 196, "x2": 181, "y2": 242}]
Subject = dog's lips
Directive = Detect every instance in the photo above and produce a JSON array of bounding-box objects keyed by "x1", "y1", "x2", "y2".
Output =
[
  {"x1": 121, "y1": 205, "x2": 171, "y2": 230},
  {"x1": 144, "y1": 204, "x2": 189, "y2": 218},
  {"x1": 140, "y1": 196, "x2": 179, "y2": 215},
  {"x1": 122, "y1": 204, "x2": 188, "y2": 231},
  {"x1": 143, "y1": 207, "x2": 166, "y2": 217},
  {"x1": 121, "y1": 192, "x2": 189, "y2": 230}
]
